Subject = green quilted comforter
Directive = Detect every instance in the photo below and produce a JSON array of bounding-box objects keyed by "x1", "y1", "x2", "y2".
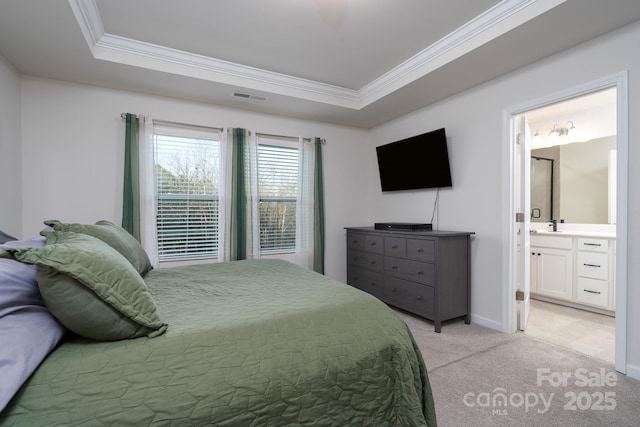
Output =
[{"x1": 1, "y1": 259, "x2": 436, "y2": 426}]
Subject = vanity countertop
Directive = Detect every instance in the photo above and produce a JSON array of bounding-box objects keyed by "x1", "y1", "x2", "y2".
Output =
[{"x1": 531, "y1": 229, "x2": 616, "y2": 239}]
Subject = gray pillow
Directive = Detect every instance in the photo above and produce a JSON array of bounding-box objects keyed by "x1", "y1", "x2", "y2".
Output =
[
  {"x1": 3, "y1": 231, "x2": 167, "y2": 341},
  {"x1": 44, "y1": 219, "x2": 153, "y2": 276},
  {"x1": 0, "y1": 237, "x2": 65, "y2": 411},
  {"x1": 0, "y1": 230, "x2": 17, "y2": 244}
]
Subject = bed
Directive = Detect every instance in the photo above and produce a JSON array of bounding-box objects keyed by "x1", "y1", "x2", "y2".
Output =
[{"x1": 0, "y1": 221, "x2": 436, "y2": 426}]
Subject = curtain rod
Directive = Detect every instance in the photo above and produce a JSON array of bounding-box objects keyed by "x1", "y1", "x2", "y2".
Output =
[
  {"x1": 255, "y1": 132, "x2": 326, "y2": 144},
  {"x1": 120, "y1": 113, "x2": 144, "y2": 121},
  {"x1": 120, "y1": 114, "x2": 222, "y2": 132},
  {"x1": 121, "y1": 114, "x2": 324, "y2": 144}
]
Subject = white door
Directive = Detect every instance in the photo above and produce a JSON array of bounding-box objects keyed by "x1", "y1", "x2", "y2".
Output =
[{"x1": 517, "y1": 116, "x2": 532, "y2": 330}]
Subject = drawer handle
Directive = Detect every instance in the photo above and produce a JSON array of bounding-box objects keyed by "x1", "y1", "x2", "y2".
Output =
[
  {"x1": 416, "y1": 295, "x2": 423, "y2": 301},
  {"x1": 391, "y1": 287, "x2": 397, "y2": 293},
  {"x1": 583, "y1": 263, "x2": 601, "y2": 268},
  {"x1": 371, "y1": 260, "x2": 377, "y2": 265},
  {"x1": 370, "y1": 242, "x2": 377, "y2": 246},
  {"x1": 370, "y1": 282, "x2": 376, "y2": 287},
  {"x1": 392, "y1": 245, "x2": 398, "y2": 249},
  {"x1": 584, "y1": 243, "x2": 602, "y2": 247},
  {"x1": 583, "y1": 289, "x2": 602, "y2": 295},
  {"x1": 391, "y1": 265, "x2": 398, "y2": 270},
  {"x1": 417, "y1": 271, "x2": 424, "y2": 276},
  {"x1": 417, "y1": 248, "x2": 424, "y2": 253}
]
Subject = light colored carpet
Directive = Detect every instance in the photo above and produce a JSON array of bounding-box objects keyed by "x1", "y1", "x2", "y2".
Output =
[{"x1": 398, "y1": 311, "x2": 640, "y2": 427}]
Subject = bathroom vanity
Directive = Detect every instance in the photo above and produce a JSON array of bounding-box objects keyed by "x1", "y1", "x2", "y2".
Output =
[{"x1": 529, "y1": 229, "x2": 615, "y2": 313}]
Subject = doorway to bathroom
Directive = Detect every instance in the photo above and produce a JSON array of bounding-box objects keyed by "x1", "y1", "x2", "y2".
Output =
[{"x1": 506, "y1": 73, "x2": 628, "y2": 374}]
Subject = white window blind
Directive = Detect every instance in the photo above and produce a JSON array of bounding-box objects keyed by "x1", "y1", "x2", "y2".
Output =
[
  {"x1": 153, "y1": 127, "x2": 221, "y2": 260},
  {"x1": 257, "y1": 143, "x2": 299, "y2": 253}
]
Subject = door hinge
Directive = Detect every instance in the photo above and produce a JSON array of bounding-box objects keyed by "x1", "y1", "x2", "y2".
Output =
[
  {"x1": 515, "y1": 290, "x2": 525, "y2": 301},
  {"x1": 515, "y1": 212, "x2": 525, "y2": 223}
]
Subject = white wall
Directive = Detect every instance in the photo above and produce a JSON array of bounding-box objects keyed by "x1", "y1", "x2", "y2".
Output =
[
  {"x1": 19, "y1": 78, "x2": 372, "y2": 281},
  {"x1": 0, "y1": 54, "x2": 22, "y2": 237},
  {"x1": 369, "y1": 21, "x2": 640, "y2": 375}
]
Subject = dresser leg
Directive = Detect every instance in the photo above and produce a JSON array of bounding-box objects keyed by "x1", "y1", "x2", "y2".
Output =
[
  {"x1": 434, "y1": 320, "x2": 441, "y2": 333},
  {"x1": 465, "y1": 314, "x2": 471, "y2": 325}
]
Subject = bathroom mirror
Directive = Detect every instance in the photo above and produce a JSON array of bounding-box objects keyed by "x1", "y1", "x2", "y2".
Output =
[{"x1": 531, "y1": 136, "x2": 616, "y2": 224}]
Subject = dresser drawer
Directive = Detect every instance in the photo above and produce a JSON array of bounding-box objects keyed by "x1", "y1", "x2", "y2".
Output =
[
  {"x1": 347, "y1": 267, "x2": 385, "y2": 299},
  {"x1": 406, "y1": 239, "x2": 435, "y2": 262},
  {"x1": 577, "y1": 252, "x2": 608, "y2": 280},
  {"x1": 384, "y1": 237, "x2": 406, "y2": 257},
  {"x1": 346, "y1": 233, "x2": 365, "y2": 251},
  {"x1": 577, "y1": 238, "x2": 609, "y2": 253},
  {"x1": 577, "y1": 277, "x2": 609, "y2": 308},
  {"x1": 385, "y1": 277, "x2": 434, "y2": 317},
  {"x1": 384, "y1": 257, "x2": 434, "y2": 285},
  {"x1": 363, "y1": 234, "x2": 384, "y2": 254},
  {"x1": 347, "y1": 250, "x2": 383, "y2": 272}
]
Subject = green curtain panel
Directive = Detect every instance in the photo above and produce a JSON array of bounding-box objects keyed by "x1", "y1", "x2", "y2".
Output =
[
  {"x1": 313, "y1": 138, "x2": 325, "y2": 274},
  {"x1": 122, "y1": 113, "x2": 141, "y2": 241},
  {"x1": 230, "y1": 128, "x2": 248, "y2": 260}
]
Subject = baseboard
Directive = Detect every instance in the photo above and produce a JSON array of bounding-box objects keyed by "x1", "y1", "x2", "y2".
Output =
[
  {"x1": 470, "y1": 313, "x2": 502, "y2": 332},
  {"x1": 625, "y1": 364, "x2": 640, "y2": 380}
]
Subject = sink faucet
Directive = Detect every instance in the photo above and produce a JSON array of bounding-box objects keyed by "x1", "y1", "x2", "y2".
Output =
[{"x1": 550, "y1": 219, "x2": 558, "y2": 232}]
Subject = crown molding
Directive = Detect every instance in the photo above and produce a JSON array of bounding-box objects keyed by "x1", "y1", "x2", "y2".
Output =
[
  {"x1": 68, "y1": 0, "x2": 564, "y2": 110},
  {"x1": 68, "y1": 0, "x2": 104, "y2": 50},
  {"x1": 94, "y1": 33, "x2": 362, "y2": 108},
  {"x1": 359, "y1": 0, "x2": 566, "y2": 107}
]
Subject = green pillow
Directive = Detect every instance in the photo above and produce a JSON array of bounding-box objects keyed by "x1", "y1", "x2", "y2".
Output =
[
  {"x1": 44, "y1": 219, "x2": 153, "y2": 276},
  {"x1": 4, "y1": 231, "x2": 167, "y2": 341}
]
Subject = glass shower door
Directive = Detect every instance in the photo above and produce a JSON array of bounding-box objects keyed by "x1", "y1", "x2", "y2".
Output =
[{"x1": 530, "y1": 156, "x2": 554, "y2": 222}]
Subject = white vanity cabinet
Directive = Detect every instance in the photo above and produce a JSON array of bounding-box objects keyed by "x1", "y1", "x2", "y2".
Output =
[
  {"x1": 530, "y1": 232, "x2": 616, "y2": 312},
  {"x1": 530, "y1": 235, "x2": 573, "y2": 300}
]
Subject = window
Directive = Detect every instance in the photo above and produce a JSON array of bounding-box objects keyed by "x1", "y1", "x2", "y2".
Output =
[
  {"x1": 153, "y1": 125, "x2": 221, "y2": 261},
  {"x1": 257, "y1": 142, "x2": 299, "y2": 253},
  {"x1": 147, "y1": 127, "x2": 317, "y2": 265}
]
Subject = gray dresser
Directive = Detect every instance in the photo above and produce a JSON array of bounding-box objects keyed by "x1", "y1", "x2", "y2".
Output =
[{"x1": 345, "y1": 227, "x2": 474, "y2": 332}]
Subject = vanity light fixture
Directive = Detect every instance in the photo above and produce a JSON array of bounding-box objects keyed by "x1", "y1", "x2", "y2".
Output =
[
  {"x1": 548, "y1": 121, "x2": 575, "y2": 142},
  {"x1": 532, "y1": 121, "x2": 583, "y2": 148}
]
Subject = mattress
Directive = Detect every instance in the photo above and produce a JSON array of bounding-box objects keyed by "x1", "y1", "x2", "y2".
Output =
[{"x1": 1, "y1": 259, "x2": 436, "y2": 426}]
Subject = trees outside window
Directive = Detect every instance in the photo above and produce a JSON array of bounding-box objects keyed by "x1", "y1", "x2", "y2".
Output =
[
  {"x1": 154, "y1": 133, "x2": 221, "y2": 260},
  {"x1": 257, "y1": 143, "x2": 299, "y2": 253}
]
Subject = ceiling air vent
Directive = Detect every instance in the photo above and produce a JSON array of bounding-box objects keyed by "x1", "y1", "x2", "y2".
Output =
[{"x1": 232, "y1": 91, "x2": 269, "y2": 102}]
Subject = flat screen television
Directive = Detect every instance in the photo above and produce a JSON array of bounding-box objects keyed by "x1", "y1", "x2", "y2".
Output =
[{"x1": 376, "y1": 127, "x2": 452, "y2": 191}]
